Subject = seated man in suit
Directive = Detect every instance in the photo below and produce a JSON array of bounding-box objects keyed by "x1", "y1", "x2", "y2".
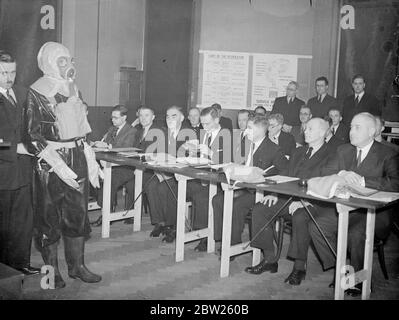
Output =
[
  {"x1": 188, "y1": 106, "x2": 233, "y2": 251},
  {"x1": 210, "y1": 114, "x2": 289, "y2": 253},
  {"x1": 342, "y1": 74, "x2": 381, "y2": 126},
  {"x1": 94, "y1": 105, "x2": 137, "y2": 212},
  {"x1": 271, "y1": 81, "x2": 305, "y2": 133},
  {"x1": 328, "y1": 107, "x2": 349, "y2": 143},
  {"x1": 233, "y1": 109, "x2": 251, "y2": 164},
  {"x1": 246, "y1": 118, "x2": 333, "y2": 286},
  {"x1": 267, "y1": 113, "x2": 296, "y2": 158},
  {"x1": 325, "y1": 118, "x2": 345, "y2": 153},
  {"x1": 307, "y1": 76, "x2": 339, "y2": 119},
  {"x1": 290, "y1": 105, "x2": 312, "y2": 147},
  {"x1": 187, "y1": 106, "x2": 203, "y2": 140},
  {"x1": 145, "y1": 106, "x2": 196, "y2": 242},
  {"x1": 211, "y1": 103, "x2": 233, "y2": 131},
  {"x1": 374, "y1": 116, "x2": 399, "y2": 153},
  {"x1": 254, "y1": 105, "x2": 267, "y2": 116},
  {"x1": 309, "y1": 113, "x2": 399, "y2": 296}
]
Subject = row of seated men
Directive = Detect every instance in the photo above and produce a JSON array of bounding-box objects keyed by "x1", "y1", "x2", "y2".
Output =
[{"x1": 91, "y1": 98, "x2": 398, "y2": 297}]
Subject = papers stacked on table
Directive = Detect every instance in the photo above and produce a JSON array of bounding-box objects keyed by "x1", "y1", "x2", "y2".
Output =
[{"x1": 266, "y1": 175, "x2": 300, "y2": 184}]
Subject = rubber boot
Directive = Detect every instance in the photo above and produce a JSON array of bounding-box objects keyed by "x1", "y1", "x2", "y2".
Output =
[
  {"x1": 64, "y1": 236, "x2": 102, "y2": 283},
  {"x1": 40, "y1": 242, "x2": 66, "y2": 289}
]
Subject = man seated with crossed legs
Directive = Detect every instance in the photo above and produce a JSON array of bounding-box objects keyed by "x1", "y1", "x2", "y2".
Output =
[{"x1": 246, "y1": 118, "x2": 335, "y2": 285}]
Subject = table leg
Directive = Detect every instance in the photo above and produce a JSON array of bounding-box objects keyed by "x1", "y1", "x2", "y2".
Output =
[
  {"x1": 362, "y1": 208, "x2": 376, "y2": 300},
  {"x1": 133, "y1": 169, "x2": 143, "y2": 232},
  {"x1": 175, "y1": 178, "x2": 187, "y2": 262},
  {"x1": 252, "y1": 190, "x2": 263, "y2": 266},
  {"x1": 101, "y1": 162, "x2": 112, "y2": 238},
  {"x1": 207, "y1": 183, "x2": 216, "y2": 253},
  {"x1": 220, "y1": 188, "x2": 234, "y2": 278},
  {"x1": 335, "y1": 204, "x2": 350, "y2": 300}
]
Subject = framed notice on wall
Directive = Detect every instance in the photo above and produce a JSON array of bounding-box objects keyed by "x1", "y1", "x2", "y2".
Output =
[
  {"x1": 198, "y1": 50, "x2": 249, "y2": 110},
  {"x1": 197, "y1": 50, "x2": 312, "y2": 111}
]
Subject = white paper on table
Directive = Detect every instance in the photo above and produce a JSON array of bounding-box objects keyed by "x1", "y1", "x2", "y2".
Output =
[{"x1": 267, "y1": 175, "x2": 299, "y2": 184}]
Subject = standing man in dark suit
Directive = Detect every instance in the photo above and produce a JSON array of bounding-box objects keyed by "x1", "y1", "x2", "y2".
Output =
[
  {"x1": 0, "y1": 51, "x2": 39, "y2": 275},
  {"x1": 328, "y1": 107, "x2": 349, "y2": 143},
  {"x1": 233, "y1": 109, "x2": 251, "y2": 164},
  {"x1": 187, "y1": 106, "x2": 203, "y2": 140},
  {"x1": 310, "y1": 113, "x2": 399, "y2": 296},
  {"x1": 307, "y1": 77, "x2": 339, "y2": 119},
  {"x1": 94, "y1": 105, "x2": 137, "y2": 213},
  {"x1": 211, "y1": 103, "x2": 233, "y2": 131},
  {"x1": 290, "y1": 105, "x2": 312, "y2": 147},
  {"x1": 210, "y1": 114, "x2": 289, "y2": 252},
  {"x1": 267, "y1": 113, "x2": 296, "y2": 158},
  {"x1": 245, "y1": 118, "x2": 333, "y2": 286},
  {"x1": 271, "y1": 81, "x2": 305, "y2": 132},
  {"x1": 342, "y1": 74, "x2": 381, "y2": 126}
]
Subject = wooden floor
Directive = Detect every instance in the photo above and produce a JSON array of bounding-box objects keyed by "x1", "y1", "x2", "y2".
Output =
[{"x1": 22, "y1": 208, "x2": 399, "y2": 300}]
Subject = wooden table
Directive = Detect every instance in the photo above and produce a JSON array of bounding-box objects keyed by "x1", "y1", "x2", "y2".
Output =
[
  {"x1": 230, "y1": 180, "x2": 398, "y2": 300},
  {"x1": 95, "y1": 152, "x2": 262, "y2": 264},
  {"x1": 96, "y1": 152, "x2": 398, "y2": 300}
]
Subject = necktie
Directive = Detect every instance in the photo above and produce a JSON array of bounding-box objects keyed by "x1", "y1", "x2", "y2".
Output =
[
  {"x1": 317, "y1": 95, "x2": 321, "y2": 103},
  {"x1": 332, "y1": 127, "x2": 336, "y2": 135},
  {"x1": 288, "y1": 98, "x2": 292, "y2": 104},
  {"x1": 356, "y1": 149, "x2": 362, "y2": 167},
  {"x1": 305, "y1": 147, "x2": 313, "y2": 160},
  {"x1": 109, "y1": 127, "x2": 118, "y2": 145},
  {"x1": 246, "y1": 143, "x2": 255, "y2": 166},
  {"x1": 206, "y1": 133, "x2": 212, "y2": 148},
  {"x1": 355, "y1": 95, "x2": 359, "y2": 105},
  {"x1": 6, "y1": 89, "x2": 16, "y2": 106}
]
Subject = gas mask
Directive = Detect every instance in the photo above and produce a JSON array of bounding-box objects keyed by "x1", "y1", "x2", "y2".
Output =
[{"x1": 57, "y1": 56, "x2": 76, "y2": 82}]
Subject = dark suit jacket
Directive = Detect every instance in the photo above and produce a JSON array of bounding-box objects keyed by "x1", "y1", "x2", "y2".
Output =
[
  {"x1": 271, "y1": 96, "x2": 305, "y2": 127},
  {"x1": 103, "y1": 122, "x2": 137, "y2": 148},
  {"x1": 274, "y1": 131, "x2": 296, "y2": 157},
  {"x1": 251, "y1": 137, "x2": 289, "y2": 174},
  {"x1": 307, "y1": 94, "x2": 339, "y2": 119},
  {"x1": 219, "y1": 116, "x2": 233, "y2": 131},
  {"x1": 0, "y1": 85, "x2": 32, "y2": 190},
  {"x1": 322, "y1": 141, "x2": 399, "y2": 192},
  {"x1": 190, "y1": 123, "x2": 203, "y2": 140},
  {"x1": 133, "y1": 123, "x2": 162, "y2": 152},
  {"x1": 332, "y1": 122, "x2": 349, "y2": 143},
  {"x1": 342, "y1": 93, "x2": 381, "y2": 126},
  {"x1": 284, "y1": 143, "x2": 334, "y2": 179},
  {"x1": 326, "y1": 134, "x2": 345, "y2": 154},
  {"x1": 379, "y1": 139, "x2": 399, "y2": 153},
  {"x1": 290, "y1": 125, "x2": 306, "y2": 146}
]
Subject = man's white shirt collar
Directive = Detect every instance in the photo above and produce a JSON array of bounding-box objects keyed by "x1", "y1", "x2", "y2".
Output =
[
  {"x1": 0, "y1": 87, "x2": 16, "y2": 103},
  {"x1": 355, "y1": 91, "x2": 365, "y2": 101},
  {"x1": 356, "y1": 140, "x2": 374, "y2": 163}
]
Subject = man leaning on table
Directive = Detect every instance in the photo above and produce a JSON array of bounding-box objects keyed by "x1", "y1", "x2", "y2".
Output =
[
  {"x1": 309, "y1": 112, "x2": 399, "y2": 296},
  {"x1": 94, "y1": 105, "x2": 137, "y2": 217}
]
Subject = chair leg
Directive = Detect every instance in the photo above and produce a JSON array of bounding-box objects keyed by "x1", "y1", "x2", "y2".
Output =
[{"x1": 377, "y1": 244, "x2": 389, "y2": 280}]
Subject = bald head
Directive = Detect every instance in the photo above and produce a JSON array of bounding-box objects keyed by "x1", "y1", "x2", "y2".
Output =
[
  {"x1": 350, "y1": 113, "x2": 376, "y2": 147},
  {"x1": 304, "y1": 118, "x2": 329, "y2": 146}
]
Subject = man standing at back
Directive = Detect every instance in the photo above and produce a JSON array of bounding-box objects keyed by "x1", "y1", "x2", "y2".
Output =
[
  {"x1": 271, "y1": 81, "x2": 305, "y2": 133},
  {"x1": 307, "y1": 77, "x2": 339, "y2": 119},
  {"x1": 342, "y1": 74, "x2": 381, "y2": 126}
]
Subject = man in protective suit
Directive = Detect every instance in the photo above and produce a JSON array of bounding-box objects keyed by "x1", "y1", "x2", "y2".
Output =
[{"x1": 25, "y1": 42, "x2": 102, "y2": 288}]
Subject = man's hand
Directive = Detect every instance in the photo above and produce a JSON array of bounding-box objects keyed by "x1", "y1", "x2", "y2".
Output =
[
  {"x1": 198, "y1": 144, "x2": 213, "y2": 158},
  {"x1": 288, "y1": 201, "x2": 312, "y2": 215},
  {"x1": 93, "y1": 141, "x2": 109, "y2": 148},
  {"x1": 131, "y1": 118, "x2": 140, "y2": 127},
  {"x1": 16, "y1": 143, "x2": 33, "y2": 156},
  {"x1": 259, "y1": 194, "x2": 278, "y2": 207},
  {"x1": 282, "y1": 124, "x2": 292, "y2": 133},
  {"x1": 338, "y1": 170, "x2": 364, "y2": 186}
]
